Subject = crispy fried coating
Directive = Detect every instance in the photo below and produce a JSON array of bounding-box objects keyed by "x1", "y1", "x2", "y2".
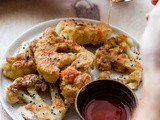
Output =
[
  {"x1": 29, "y1": 38, "x2": 38, "y2": 53},
  {"x1": 55, "y1": 19, "x2": 112, "y2": 45},
  {"x1": 95, "y1": 34, "x2": 142, "y2": 90},
  {"x1": 25, "y1": 84, "x2": 70, "y2": 120},
  {"x1": 60, "y1": 66, "x2": 92, "y2": 103},
  {"x1": 98, "y1": 71, "x2": 111, "y2": 80},
  {"x1": 6, "y1": 74, "x2": 47, "y2": 104},
  {"x1": 71, "y1": 51, "x2": 94, "y2": 73},
  {"x1": 34, "y1": 28, "x2": 94, "y2": 83},
  {"x1": 115, "y1": 54, "x2": 142, "y2": 90},
  {"x1": 95, "y1": 34, "x2": 133, "y2": 71},
  {"x1": 6, "y1": 74, "x2": 69, "y2": 120},
  {"x1": 2, "y1": 52, "x2": 37, "y2": 79},
  {"x1": 95, "y1": 45, "x2": 114, "y2": 71}
]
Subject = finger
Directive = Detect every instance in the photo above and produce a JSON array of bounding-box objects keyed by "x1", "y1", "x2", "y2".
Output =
[{"x1": 151, "y1": 0, "x2": 159, "y2": 5}]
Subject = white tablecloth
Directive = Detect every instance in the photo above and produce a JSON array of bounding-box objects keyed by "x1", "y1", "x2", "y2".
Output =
[{"x1": 0, "y1": 0, "x2": 153, "y2": 119}]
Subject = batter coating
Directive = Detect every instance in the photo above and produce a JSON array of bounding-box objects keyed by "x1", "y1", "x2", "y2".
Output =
[
  {"x1": 6, "y1": 74, "x2": 69, "y2": 120},
  {"x1": 2, "y1": 52, "x2": 37, "y2": 79},
  {"x1": 56, "y1": 19, "x2": 112, "y2": 45},
  {"x1": 60, "y1": 66, "x2": 92, "y2": 103},
  {"x1": 95, "y1": 34, "x2": 142, "y2": 90},
  {"x1": 34, "y1": 28, "x2": 94, "y2": 83}
]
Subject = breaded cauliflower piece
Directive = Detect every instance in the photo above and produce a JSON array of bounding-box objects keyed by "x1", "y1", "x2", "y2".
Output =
[
  {"x1": 95, "y1": 45, "x2": 114, "y2": 71},
  {"x1": 98, "y1": 71, "x2": 111, "y2": 80},
  {"x1": 60, "y1": 66, "x2": 92, "y2": 103},
  {"x1": 95, "y1": 34, "x2": 143, "y2": 90},
  {"x1": 114, "y1": 54, "x2": 142, "y2": 90},
  {"x1": 95, "y1": 34, "x2": 139, "y2": 71},
  {"x1": 6, "y1": 74, "x2": 47, "y2": 104},
  {"x1": 29, "y1": 38, "x2": 38, "y2": 53},
  {"x1": 25, "y1": 84, "x2": 70, "y2": 120},
  {"x1": 6, "y1": 74, "x2": 69, "y2": 120},
  {"x1": 95, "y1": 36, "x2": 127, "y2": 71},
  {"x1": 34, "y1": 28, "x2": 94, "y2": 83},
  {"x1": 71, "y1": 51, "x2": 94, "y2": 73},
  {"x1": 55, "y1": 19, "x2": 112, "y2": 45},
  {"x1": 2, "y1": 52, "x2": 37, "y2": 80}
]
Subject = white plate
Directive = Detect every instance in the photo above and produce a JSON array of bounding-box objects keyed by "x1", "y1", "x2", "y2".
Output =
[{"x1": 0, "y1": 18, "x2": 142, "y2": 120}]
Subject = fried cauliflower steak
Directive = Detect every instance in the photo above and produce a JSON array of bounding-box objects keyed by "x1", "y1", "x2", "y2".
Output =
[
  {"x1": 60, "y1": 66, "x2": 92, "y2": 103},
  {"x1": 55, "y1": 19, "x2": 112, "y2": 45},
  {"x1": 2, "y1": 52, "x2": 37, "y2": 79},
  {"x1": 6, "y1": 74, "x2": 69, "y2": 120},
  {"x1": 34, "y1": 28, "x2": 94, "y2": 83},
  {"x1": 95, "y1": 34, "x2": 142, "y2": 90}
]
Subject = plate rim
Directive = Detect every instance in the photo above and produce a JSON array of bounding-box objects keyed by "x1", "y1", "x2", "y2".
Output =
[{"x1": 0, "y1": 17, "x2": 140, "y2": 120}]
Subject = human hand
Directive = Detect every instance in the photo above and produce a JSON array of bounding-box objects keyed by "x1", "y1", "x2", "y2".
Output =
[
  {"x1": 132, "y1": 1, "x2": 160, "y2": 120},
  {"x1": 141, "y1": 0, "x2": 160, "y2": 91}
]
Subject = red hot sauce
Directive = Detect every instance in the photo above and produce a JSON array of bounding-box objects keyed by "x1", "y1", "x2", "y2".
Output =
[{"x1": 82, "y1": 98, "x2": 130, "y2": 120}]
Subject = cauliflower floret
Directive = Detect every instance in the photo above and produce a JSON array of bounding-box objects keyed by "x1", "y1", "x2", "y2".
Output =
[
  {"x1": 2, "y1": 52, "x2": 37, "y2": 80},
  {"x1": 95, "y1": 45, "x2": 115, "y2": 71},
  {"x1": 29, "y1": 38, "x2": 38, "y2": 53},
  {"x1": 6, "y1": 74, "x2": 47, "y2": 104},
  {"x1": 55, "y1": 19, "x2": 112, "y2": 45},
  {"x1": 114, "y1": 34, "x2": 141, "y2": 61},
  {"x1": 34, "y1": 28, "x2": 94, "y2": 83},
  {"x1": 113, "y1": 54, "x2": 142, "y2": 72},
  {"x1": 71, "y1": 51, "x2": 94, "y2": 73},
  {"x1": 25, "y1": 84, "x2": 70, "y2": 120},
  {"x1": 115, "y1": 54, "x2": 142, "y2": 90},
  {"x1": 60, "y1": 66, "x2": 92, "y2": 103},
  {"x1": 95, "y1": 34, "x2": 143, "y2": 90},
  {"x1": 98, "y1": 71, "x2": 111, "y2": 80},
  {"x1": 6, "y1": 74, "x2": 70, "y2": 120}
]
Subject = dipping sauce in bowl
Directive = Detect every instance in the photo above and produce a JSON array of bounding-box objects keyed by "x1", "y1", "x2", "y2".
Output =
[
  {"x1": 75, "y1": 80, "x2": 137, "y2": 120},
  {"x1": 82, "y1": 98, "x2": 130, "y2": 120}
]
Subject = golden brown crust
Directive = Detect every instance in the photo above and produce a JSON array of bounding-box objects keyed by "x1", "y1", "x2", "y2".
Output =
[
  {"x1": 95, "y1": 46, "x2": 113, "y2": 71},
  {"x1": 2, "y1": 52, "x2": 37, "y2": 79},
  {"x1": 60, "y1": 66, "x2": 92, "y2": 103},
  {"x1": 6, "y1": 74, "x2": 47, "y2": 104},
  {"x1": 25, "y1": 84, "x2": 68, "y2": 120},
  {"x1": 113, "y1": 54, "x2": 142, "y2": 73},
  {"x1": 34, "y1": 28, "x2": 94, "y2": 83},
  {"x1": 56, "y1": 19, "x2": 112, "y2": 45},
  {"x1": 29, "y1": 38, "x2": 38, "y2": 53},
  {"x1": 6, "y1": 74, "x2": 68, "y2": 120},
  {"x1": 71, "y1": 51, "x2": 95, "y2": 73},
  {"x1": 8, "y1": 74, "x2": 46, "y2": 93},
  {"x1": 98, "y1": 71, "x2": 111, "y2": 80},
  {"x1": 25, "y1": 102, "x2": 66, "y2": 120},
  {"x1": 95, "y1": 34, "x2": 143, "y2": 90}
]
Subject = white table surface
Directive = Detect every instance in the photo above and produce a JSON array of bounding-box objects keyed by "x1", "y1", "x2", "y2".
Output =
[{"x1": 0, "y1": 0, "x2": 153, "y2": 119}]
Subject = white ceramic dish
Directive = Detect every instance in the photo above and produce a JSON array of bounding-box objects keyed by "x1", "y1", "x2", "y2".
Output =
[{"x1": 0, "y1": 18, "x2": 142, "y2": 120}]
